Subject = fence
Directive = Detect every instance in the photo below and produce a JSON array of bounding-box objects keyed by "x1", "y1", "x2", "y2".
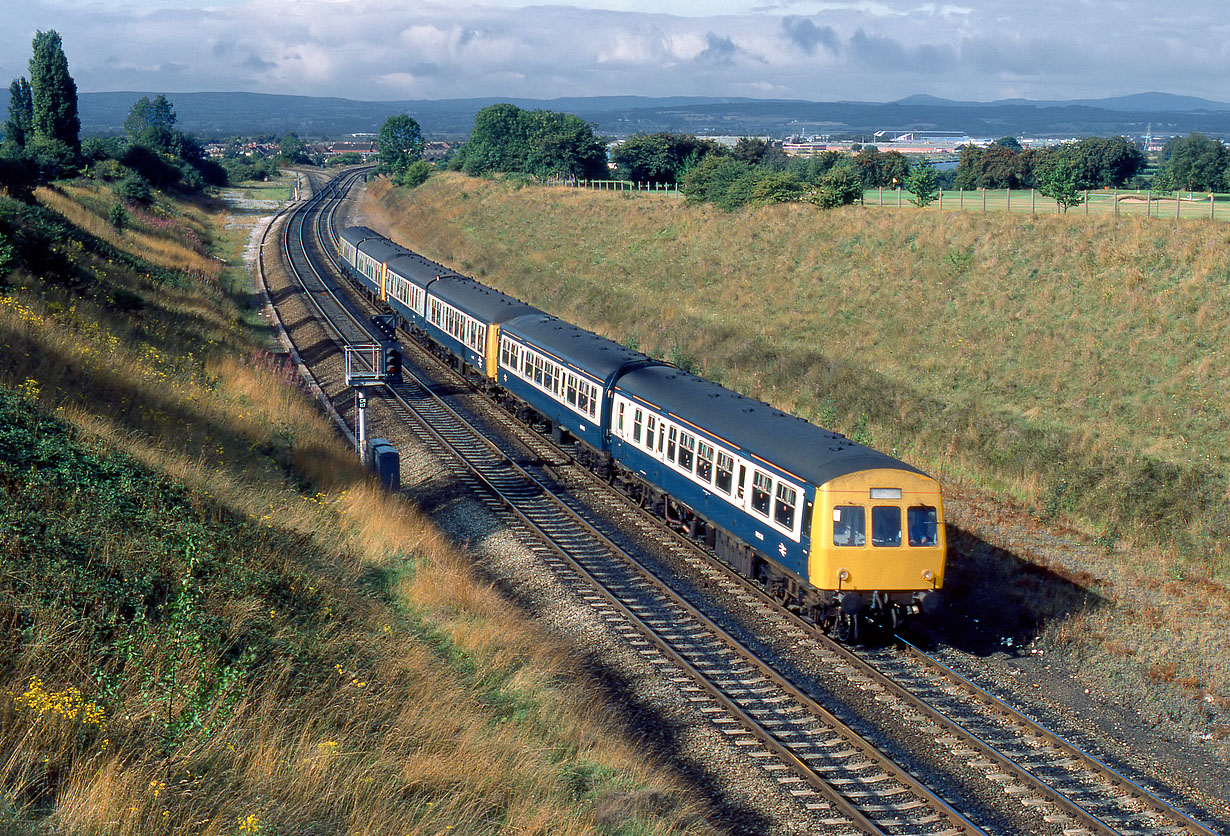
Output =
[
  {"x1": 867, "y1": 187, "x2": 1229, "y2": 220},
  {"x1": 544, "y1": 176, "x2": 681, "y2": 195}
]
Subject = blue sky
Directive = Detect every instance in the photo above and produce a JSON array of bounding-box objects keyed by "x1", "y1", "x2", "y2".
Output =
[{"x1": 4, "y1": 0, "x2": 1229, "y2": 104}]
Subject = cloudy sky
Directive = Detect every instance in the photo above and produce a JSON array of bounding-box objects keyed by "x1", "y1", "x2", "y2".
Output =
[{"x1": 4, "y1": 0, "x2": 1229, "y2": 104}]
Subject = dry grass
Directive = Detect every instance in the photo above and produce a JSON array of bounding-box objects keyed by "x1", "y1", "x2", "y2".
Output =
[
  {"x1": 0, "y1": 180, "x2": 709, "y2": 835},
  {"x1": 361, "y1": 172, "x2": 1230, "y2": 736}
]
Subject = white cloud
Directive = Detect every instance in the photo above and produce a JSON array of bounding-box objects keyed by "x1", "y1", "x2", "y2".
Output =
[{"x1": 2, "y1": 0, "x2": 1228, "y2": 104}]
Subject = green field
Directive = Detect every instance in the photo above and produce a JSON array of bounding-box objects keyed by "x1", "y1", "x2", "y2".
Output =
[{"x1": 865, "y1": 186, "x2": 1230, "y2": 220}]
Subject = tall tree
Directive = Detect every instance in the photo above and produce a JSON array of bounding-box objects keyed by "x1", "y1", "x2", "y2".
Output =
[
  {"x1": 455, "y1": 104, "x2": 607, "y2": 179},
  {"x1": 124, "y1": 94, "x2": 176, "y2": 139},
  {"x1": 28, "y1": 30, "x2": 79, "y2": 152},
  {"x1": 4, "y1": 78, "x2": 33, "y2": 150},
  {"x1": 377, "y1": 114, "x2": 425, "y2": 175}
]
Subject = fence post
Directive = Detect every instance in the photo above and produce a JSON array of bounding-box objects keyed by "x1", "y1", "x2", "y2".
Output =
[
  {"x1": 982, "y1": 190, "x2": 986, "y2": 213},
  {"x1": 1146, "y1": 192, "x2": 1150, "y2": 217},
  {"x1": 1085, "y1": 191, "x2": 1089, "y2": 216},
  {"x1": 939, "y1": 189, "x2": 943, "y2": 210},
  {"x1": 1114, "y1": 192, "x2": 1118, "y2": 217},
  {"x1": 897, "y1": 187, "x2": 902, "y2": 208},
  {"x1": 1176, "y1": 192, "x2": 1180, "y2": 219},
  {"x1": 1212, "y1": 193, "x2": 1216, "y2": 219},
  {"x1": 1031, "y1": 188, "x2": 1035, "y2": 214},
  {"x1": 960, "y1": 188, "x2": 964, "y2": 210},
  {"x1": 1006, "y1": 189, "x2": 1011, "y2": 213}
]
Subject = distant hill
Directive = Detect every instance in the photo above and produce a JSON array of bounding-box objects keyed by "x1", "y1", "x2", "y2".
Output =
[
  {"x1": 895, "y1": 92, "x2": 1230, "y2": 112},
  {"x1": 78, "y1": 91, "x2": 1230, "y2": 141}
]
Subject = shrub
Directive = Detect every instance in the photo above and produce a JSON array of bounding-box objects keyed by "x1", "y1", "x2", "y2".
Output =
[
  {"x1": 396, "y1": 160, "x2": 432, "y2": 189},
  {"x1": 810, "y1": 165, "x2": 863, "y2": 208},
  {"x1": 115, "y1": 174, "x2": 151, "y2": 205}
]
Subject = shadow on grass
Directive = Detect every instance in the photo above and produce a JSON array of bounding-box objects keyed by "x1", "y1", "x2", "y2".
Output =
[{"x1": 918, "y1": 523, "x2": 1107, "y2": 657}]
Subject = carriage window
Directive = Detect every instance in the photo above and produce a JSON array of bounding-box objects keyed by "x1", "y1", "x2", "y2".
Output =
[
  {"x1": 678, "y1": 432, "x2": 694, "y2": 472},
  {"x1": 633, "y1": 409, "x2": 643, "y2": 443},
  {"x1": 696, "y1": 442, "x2": 713, "y2": 483},
  {"x1": 908, "y1": 506, "x2": 939, "y2": 547},
  {"x1": 871, "y1": 506, "x2": 902, "y2": 547},
  {"x1": 751, "y1": 471, "x2": 772, "y2": 516},
  {"x1": 775, "y1": 483, "x2": 797, "y2": 529},
  {"x1": 617, "y1": 402, "x2": 625, "y2": 434},
  {"x1": 646, "y1": 415, "x2": 656, "y2": 450},
  {"x1": 666, "y1": 427, "x2": 677, "y2": 462},
  {"x1": 715, "y1": 451, "x2": 733, "y2": 493},
  {"x1": 833, "y1": 506, "x2": 865, "y2": 546},
  {"x1": 567, "y1": 374, "x2": 577, "y2": 405}
]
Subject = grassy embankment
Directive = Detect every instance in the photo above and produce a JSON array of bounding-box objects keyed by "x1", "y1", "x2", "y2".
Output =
[
  {"x1": 0, "y1": 180, "x2": 708, "y2": 835},
  {"x1": 365, "y1": 173, "x2": 1230, "y2": 740}
]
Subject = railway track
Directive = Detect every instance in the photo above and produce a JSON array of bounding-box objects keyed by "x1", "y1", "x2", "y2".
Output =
[{"x1": 259, "y1": 169, "x2": 1225, "y2": 836}]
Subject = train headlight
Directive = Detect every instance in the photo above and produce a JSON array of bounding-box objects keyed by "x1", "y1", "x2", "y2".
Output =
[
  {"x1": 922, "y1": 569, "x2": 934, "y2": 582},
  {"x1": 838, "y1": 569, "x2": 850, "y2": 582}
]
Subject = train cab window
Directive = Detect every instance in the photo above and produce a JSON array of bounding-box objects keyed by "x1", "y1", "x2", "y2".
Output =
[
  {"x1": 666, "y1": 427, "x2": 677, "y2": 462},
  {"x1": 908, "y1": 506, "x2": 939, "y2": 547},
  {"x1": 715, "y1": 451, "x2": 733, "y2": 493},
  {"x1": 871, "y1": 506, "x2": 902, "y2": 547},
  {"x1": 774, "y1": 483, "x2": 797, "y2": 530},
  {"x1": 633, "y1": 409, "x2": 643, "y2": 443},
  {"x1": 678, "y1": 432, "x2": 695, "y2": 472},
  {"x1": 751, "y1": 470, "x2": 772, "y2": 517},
  {"x1": 833, "y1": 506, "x2": 866, "y2": 546},
  {"x1": 696, "y1": 442, "x2": 714, "y2": 483},
  {"x1": 646, "y1": 415, "x2": 657, "y2": 450}
]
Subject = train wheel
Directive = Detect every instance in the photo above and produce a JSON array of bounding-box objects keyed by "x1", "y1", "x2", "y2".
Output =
[{"x1": 832, "y1": 613, "x2": 856, "y2": 643}]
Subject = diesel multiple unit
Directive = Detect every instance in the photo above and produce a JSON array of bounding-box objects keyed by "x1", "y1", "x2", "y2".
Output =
[{"x1": 339, "y1": 225, "x2": 945, "y2": 637}]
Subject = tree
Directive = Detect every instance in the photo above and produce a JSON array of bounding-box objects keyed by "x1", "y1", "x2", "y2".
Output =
[
  {"x1": 611, "y1": 133, "x2": 722, "y2": 184},
  {"x1": 4, "y1": 79, "x2": 33, "y2": 150},
  {"x1": 28, "y1": 30, "x2": 79, "y2": 153},
  {"x1": 1036, "y1": 157, "x2": 1085, "y2": 213},
  {"x1": 992, "y1": 136, "x2": 1023, "y2": 151},
  {"x1": 377, "y1": 114, "x2": 425, "y2": 176},
  {"x1": 124, "y1": 94, "x2": 176, "y2": 139},
  {"x1": 1057, "y1": 136, "x2": 1144, "y2": 189},
  {"x1": 905, "y1": 160, "x2": 939, "y2": 206},
  {"x1": 1155, "y1": 133, "x2": 1228, "y2": 192},
  {"x1": 731, "y1": 137, "x2": 767, "y2": 164},
  {"x1": 278, "y1": 133, "x2": 311, "y2": 165},
  {"x1": 452, "y1": 104, "x2": 606, "y2": 180}
]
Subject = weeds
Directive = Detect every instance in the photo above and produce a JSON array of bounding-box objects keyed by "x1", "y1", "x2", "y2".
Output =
[{"x1": 0, "y1": 181, "x2": 706, "y2": 835}]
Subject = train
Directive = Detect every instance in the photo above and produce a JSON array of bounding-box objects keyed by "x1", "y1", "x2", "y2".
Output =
[{"x1": 338, "y1": 225, "x2": 945, "y2": 639}]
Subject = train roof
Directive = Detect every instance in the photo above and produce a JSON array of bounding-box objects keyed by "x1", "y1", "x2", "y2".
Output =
[
  {"x1": 339, "y1": 226, "x2": 380, "y2": 248},
  {"x1": 384, "y1": 251, "x2": 465, "y2": 289},
  {"x1": 613, "y1": 365, "x2": 925, "y2": 488},
  {"x1": 429, "y1": 276, "x2": 544, "y2": 324},
  {"x1": 351, "y1": 232, "x2": 414, "y2": 266},
  {"x1": 501, "y1": 315, "x2": 662, "y2": 385}
]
